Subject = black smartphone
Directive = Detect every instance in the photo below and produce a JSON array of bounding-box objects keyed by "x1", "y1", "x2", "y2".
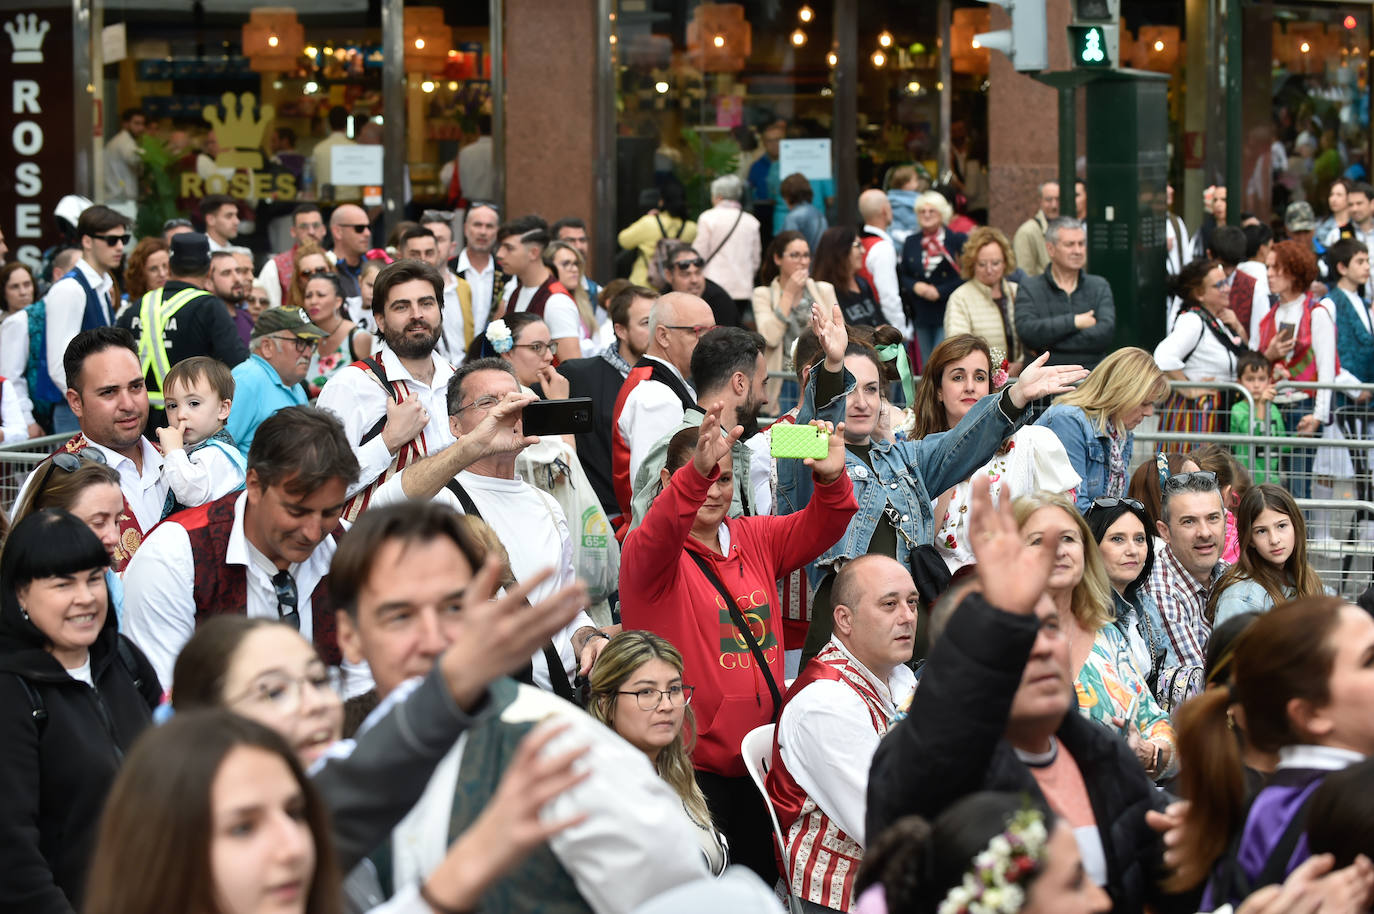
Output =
[
  {"x1": 1278, "y1": 322, "x2": 1297, "y2": 339},
  {"x1": 521, "y1": 397, "x2": 595, "y2": 437}
]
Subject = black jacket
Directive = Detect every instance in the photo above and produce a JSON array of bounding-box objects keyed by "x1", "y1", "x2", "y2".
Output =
[
  {"x1": 1013, "y1": 269, "x2": 1117, "y2": 368},
  {"x1": 555, "y1": 354, "x2": 627, "y2": 516},
  {"x1": 0, "y1": 597, "x2": 161, "y2": 913},
  {"x1": 898, "y1": 229, "x2": 967, "y2": 329},
  {"x1": 866, "y1": 593, "x2": 1196, "y2": 914}
]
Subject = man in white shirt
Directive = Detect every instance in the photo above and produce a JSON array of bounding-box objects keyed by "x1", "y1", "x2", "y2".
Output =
[
  {"x1": 123, "y1": 406, "x2": 371, "y2": 697},
  {"x1": 856, "y1": 189, "x2": 910, "y2": 337},
  {"x1": 375, "y1": 358, "x2": 611, "y2": 694},
  {"x1": 767, "y1": 554, "x2": 918, "y2": 912},
  {"x1": 399, "y1": 224, "x2": 474, "y2": 364},
  {"x1": 200, "y1": 194, "x2": 241, "y2": 252},
  {"x1": 12, "y1": 327, "x2": 167, "y2": 571},
  {"x1": 103, "y1": 108, "x2": 146, "y2": 213},
  {"x1": 257, "y1": 203, "x2": 328, "y2": 310},
  {"x1": 611, "y1": 292, "x2": 713, "y2": 516},
  {"x1": 496, "y1": 215, "x2": 585, "y2": 361},
  {"x1": 456, "y1": 116, "x2": 495, "y2": 204},
  {"x1": 313, "y1": 105, "x2": 360, "y2": 201},
  {"x1": 329, "y1": 499, "x2": 708, "y2": 913},
  {"x1": 43, "y1": 205, "x2": 129, "y2": 433},
  {"x1": 456, "y1": 203, "x2": 500, "y2": 329}
]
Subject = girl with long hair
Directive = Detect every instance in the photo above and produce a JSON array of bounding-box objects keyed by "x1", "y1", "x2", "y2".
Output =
[
  {"x1": 1208, "y1": 484, "x2": 1327, "y2": 626},
  {"x1": 1170, "y1": 596, "x2": 1374, "y2": 907},
  {"x1": 1014, "y1": 491, "x2": 1177, "y2": 781},
  {"x1": 546, "y1": 240, "x2": 600, "y2": 343},
  {"x1": 1036, "y1": 346, "x2": 1171, "y2": 511},
  {"x1": 302, "y1": 272, "x2": 371, "y2": 400},
  {"x1": 908, "y1": 334, "x2": 1078, "y2": 574},
  {"x1": 286, "y1": 242, "x2": 332, "y2": 311},
  {"x1": 589, "y1": 630, "x2": 727, "y2": 875}
]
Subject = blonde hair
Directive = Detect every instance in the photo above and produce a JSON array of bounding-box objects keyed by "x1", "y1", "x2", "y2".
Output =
[
  {"x1": 1012, "y1": 491, "x2": 1115, "y2": 632},
  {"x1": 588, "y1": 631, "x2": 714, "y2": 831},
  {"x1": 959, "y1": 226, "x2": 1016, "y2": 280},
  {"x1": 1053, "y1": 346, "x2": 1169, "y2": 435},
  {"x1": 915, "y1": 190, "x2": 953, "y2": 226},
  {"x1": 545, "y1": 241, "x2": 597, "y2": 336}
]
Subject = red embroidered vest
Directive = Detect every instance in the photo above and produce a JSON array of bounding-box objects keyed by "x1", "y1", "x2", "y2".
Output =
[
  {"x1": 273, "y1": 247, "x2": 297, "y2": 299},
  {"x1": 512, "y1": 274, "x2": 570, "y2": 321},
  {"x1": 610, "y1": 359, "x2": 696, "y2": 522},
  {"x1": 855, "y1": 232, "x2": 884, "y2": 291},
  {"x1": 1258, "y1": 293, "x2": 1342, "y2": 387},
  {"x1": 766, "y1": 643, "x2": 895, "y2": 911},
  {"x1": 173, "y1": 492, "x2": 343, "y2": 665},
  {"x1": 1228, "y1": 268, "x2": 1257, "y2": 332},
  {"x1": 47, "y1": 433, "x2": 150, "y2": 572}
]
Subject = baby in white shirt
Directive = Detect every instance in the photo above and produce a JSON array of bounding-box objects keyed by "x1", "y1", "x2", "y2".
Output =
[{"x1": 155, "y1": 356, "x2": 248, "y2": 515}]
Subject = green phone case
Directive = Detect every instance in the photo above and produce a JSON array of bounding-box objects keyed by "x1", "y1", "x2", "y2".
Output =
[{"x1": 770, "y1": 423, "x2": 829, "y2": 460}]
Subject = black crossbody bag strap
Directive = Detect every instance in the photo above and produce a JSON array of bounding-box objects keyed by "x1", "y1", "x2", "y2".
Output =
[
  {"x1": 445, "y1": 477, "x2": 579, "y2": 703},
  {"x1": 358, "y1": 357, "x2": 398, "y2": 446},
  {"x1": 687, "y1": 550, "x2": 782, "y2": 720}
]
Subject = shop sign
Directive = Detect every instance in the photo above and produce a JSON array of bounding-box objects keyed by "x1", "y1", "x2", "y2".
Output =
[
  {"x1": 3, "y1": 9, "x2": 75, "y2": 271},
  {"x1": 180, "y1": 92, "x2": 299, "y2": 200},
  {"x1": 779, "y1": 139, "x2": 833, "y2": 183}
]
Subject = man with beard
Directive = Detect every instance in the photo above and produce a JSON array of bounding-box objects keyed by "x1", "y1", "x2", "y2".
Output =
[
  {"x1": 456, "y1": 202, "x2": 500, "y2": 331},
  {"x1": 556, "y1": 284, "x2": 655, "y2": 519},
  {"x1": 316, "y1": 260, "x2": 462, "y2": 520},
  {"x1": 399, "y1": 224, "x2": 474, "y2": 366},
  {"x1": 626, "y1": 326, "x2": 770, "y2": 531},
  {"x1": 10, "y1": 327, "x2": 169, "y2": 571},
  {"x1": 226, "y1": 308, "x2": 326, "y2": 455},
  {"x1": 228, "y1": 247, "x2": 258, "y2": 344}
]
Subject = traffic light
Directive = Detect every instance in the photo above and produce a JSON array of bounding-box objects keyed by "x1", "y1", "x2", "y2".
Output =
[
  {"x1": 973, "y1": 0, "x2": 1048, "y2": 72},
  {"x1": 1070, "y1": 0, "x2": 1119, "y2": 68}
]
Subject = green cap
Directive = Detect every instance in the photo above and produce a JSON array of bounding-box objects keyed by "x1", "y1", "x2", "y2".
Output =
[{"x1": 251, "y1": 307, "x2": 327, "y2": 341}]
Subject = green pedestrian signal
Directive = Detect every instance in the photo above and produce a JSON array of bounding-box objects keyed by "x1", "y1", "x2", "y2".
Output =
[{"x1": 1068, "y1": 24, "x2": 1117, "y2": 68}]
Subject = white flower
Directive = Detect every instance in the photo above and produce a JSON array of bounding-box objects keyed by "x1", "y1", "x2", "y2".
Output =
[{"x1": 485, "y1": 318, "x2": 513, "y2": 353}]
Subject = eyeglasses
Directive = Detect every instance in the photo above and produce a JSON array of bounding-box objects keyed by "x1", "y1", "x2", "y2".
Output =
[
  {"x1": 271, "y1": 334, "x2": 316, "y2": 354},
  {"x1": 513, "y1": 341, "x2": 552, "y2": 356},
  {"x1": 336, "y1": 224, "x2": 370, "y2": 233},
  {"x1": 1212, "y1": 274, "x2": 1234, "y2": 291},
  {"x1": 454, "y1": 394, "x2": 503, "y2": 414},
  {"x1": 672, "y1": 257, "x2": 706, "y2": 272},
  {"x1": 299, "y1": 266, "x2": 330, "y2": 278},
  {"x1": 228, "y1": 670, "x2": 332, "y2": 715},
  {"x1": 90, "y1": 232, "x2": 132, "y2": 247},
  {"x1": 1162, "y1": 470, "x2": 1218, "y2": 492},
  {"x1": 271, "y1": 570, "x2": 300, "y2": 630},
  {"x1": 36, "y1": 449, "x2": 109, "y2": 502},
  {"x1": 617, "y1": 684, "x2": 694, "y2": 711},
  {"x1": 1091, "y1": 496, "x2": 1145, "y2": 512},
  {"x1": 663, "y1": 323, "x2": 717, "y2": 338}
]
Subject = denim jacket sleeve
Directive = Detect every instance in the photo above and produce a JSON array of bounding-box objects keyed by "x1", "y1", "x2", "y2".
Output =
[
  {"x1": 1036, "y1": 405, "x2": 1100, "y2": 511},
  {"x1": 1212, "y1": 578, "x2": 1274, "y2": 627},
  {"x1": 777, "y1": 364, "x2": 853, "y2": 516},
  {"x1": 905, "y1": 390, "x2": 1022, "y2": 496}
]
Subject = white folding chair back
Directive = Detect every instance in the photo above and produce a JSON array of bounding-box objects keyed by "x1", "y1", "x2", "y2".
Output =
[{"x1": 740, "y1": 723, "x2": 806, "y2": 913}]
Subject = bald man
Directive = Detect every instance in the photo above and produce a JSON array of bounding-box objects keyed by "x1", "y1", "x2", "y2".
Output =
[
  {"x1": 329, "y1": 204, "x2": 373, "y2": 306},
  {"x1": 766, "y1": 554, "x2": 919, "y2": 911},
  {"x1": 610, "y1": 291, "x2": 715, "y2": 518},
  {"x1": 857, "y1": 189, "x2": 908, "y2": 335}
]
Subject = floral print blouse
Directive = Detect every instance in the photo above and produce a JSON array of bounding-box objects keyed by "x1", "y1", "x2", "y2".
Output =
[{"x1": 1075, "y1": 623, "x2": 1178, "y2": 779}]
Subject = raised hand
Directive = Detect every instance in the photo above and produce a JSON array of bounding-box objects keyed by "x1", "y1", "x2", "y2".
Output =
[
  {"x1": 537, "y1": 365, "x2": 570, "y2": 401},
  {"x1": 691, "y1": 401, "x2": 743, "y2": 477},
  {"x1": 1008, "y1": 351, "x2": 1089, "y2": 409},
  {"x1": 803, "y1": 420, "x2": 847, "y2": 483},
  {"x1": 468, "y1": 391, "x2": 540, "y2": 456},
  {"x1": 382, "y1": 396, "x2": 429, "y2": 454},
  {"x1": 967, "y1": 474, "x2": 1054, "y2": 616},
  {"x1": 810, "y1": 302, "x2": 848, "y2": 371}
]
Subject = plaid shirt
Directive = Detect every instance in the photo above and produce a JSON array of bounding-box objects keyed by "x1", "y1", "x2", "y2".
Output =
[{"x1": 1146, "y1": 542, "x2": 1227, "y2": 668}]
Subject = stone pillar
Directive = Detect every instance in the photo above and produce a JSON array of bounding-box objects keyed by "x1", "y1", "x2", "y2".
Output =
[
  {"x1": 986, "y1": 0, "x2": 1076, "y2": 236},
  {"x1": 503, "y1": 0, "x2": 597, "y2": 238}
]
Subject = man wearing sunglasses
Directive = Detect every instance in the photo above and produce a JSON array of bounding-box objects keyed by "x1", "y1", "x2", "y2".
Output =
[
  {"x1": 329, "y1": 204, "x2": 373, "y2": 304},
  {"x1": 661, "y1": 240, "x2": 739, "y2": 329},
  {"x1": 123, "y1": 406, "x2": 372, "y2": 697},
  {"x1": 41, "y1": 205, "x2": 130, "y2": 433}
]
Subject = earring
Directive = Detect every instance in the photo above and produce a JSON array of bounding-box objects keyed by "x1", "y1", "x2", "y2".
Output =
[{"x1": 18, "y1": 606, "x2": 29, "y2": 621}]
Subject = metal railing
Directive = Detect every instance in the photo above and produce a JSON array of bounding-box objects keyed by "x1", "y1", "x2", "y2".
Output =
[{"x1": 0, "y1": 433, "x2": 68, "y2": 515}]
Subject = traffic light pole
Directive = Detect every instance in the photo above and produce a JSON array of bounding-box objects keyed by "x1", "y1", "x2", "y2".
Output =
[
  {"x1": 1224, "y1": 0, "x2": 1242, "y2": 226},
  {"x1": 1034, "y1": 71, "x2": 1098, "y2": 216}
]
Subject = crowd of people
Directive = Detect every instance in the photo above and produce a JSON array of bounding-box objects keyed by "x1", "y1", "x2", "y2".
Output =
[{"x1": 0, "y1": 167, "x2": 1372, "y2": 914}]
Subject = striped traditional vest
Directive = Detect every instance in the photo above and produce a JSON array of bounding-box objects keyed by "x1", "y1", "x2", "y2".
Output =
[
  {"x1": 766, "y1": 643, "x2": 896, "y2": 911},
  {"x1": 1257, "y1": 293, "x2": 1342, "y2": 388},
  {"x1": 340, "y1": 358, "x2": 432, "y2": 522}
]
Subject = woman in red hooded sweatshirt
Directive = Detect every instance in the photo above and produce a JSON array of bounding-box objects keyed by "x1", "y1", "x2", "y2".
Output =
[{"x1": 619, "y1": 403, "x2": 856, "y2": 882}]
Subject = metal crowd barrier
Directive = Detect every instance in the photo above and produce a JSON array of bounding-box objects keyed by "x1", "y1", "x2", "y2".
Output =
[{"x1": 0, "y1": 433, "x2": 67, "y2": 515}]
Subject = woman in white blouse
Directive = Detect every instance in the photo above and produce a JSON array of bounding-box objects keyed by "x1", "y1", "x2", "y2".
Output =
[{"x1": 1153, "y1": 258, "x2": 1249, "y2": 435}]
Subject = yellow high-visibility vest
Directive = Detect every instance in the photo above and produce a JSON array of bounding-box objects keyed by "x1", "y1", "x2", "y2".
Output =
[{"x1": 136, "y1": 286, "x2": 211, "y2": 408}]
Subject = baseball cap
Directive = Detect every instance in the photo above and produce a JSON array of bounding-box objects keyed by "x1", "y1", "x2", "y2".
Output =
[
  {"x1": 169, "y1": 232, "x2": 212, "y2": 273},
  {"x1": 251, "y1": 307, "x2": 327, "y2": 341},
  {"x1": 1285, "y1": 201, "x2": 1317, "y2": 233}
]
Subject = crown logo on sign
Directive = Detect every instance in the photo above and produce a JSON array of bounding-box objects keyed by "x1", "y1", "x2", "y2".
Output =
[
  {"x1": 202, "y1": 92, "x2": 275, "y2": 171},
  {"x1": 5, "y1": 13, "x2": 51, "y2": 64}
]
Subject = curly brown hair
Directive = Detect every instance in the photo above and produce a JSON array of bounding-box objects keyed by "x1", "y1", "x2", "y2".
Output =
[
  {"x1": 958, "y1": 226, "x2": 1015, "y2": 281},
  {"x1": 1268, "y1": 239, "x2": 1319, "y2": 293},
  {"x1": 125, "y1": 237, "x2": 169, "y2": 302}
]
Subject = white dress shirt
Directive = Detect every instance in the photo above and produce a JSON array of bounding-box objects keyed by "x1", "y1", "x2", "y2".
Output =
[
  {"x1": 862, "y1": 225, "x2": 909, "y2": 336},
  {"x1": 122, "y1": 491, "x2": 371, "y2": 696},
  {"x1": 45, "y1": 258, "x2": 114, "y2": 391},
  {"x1": 777, "y1": 638, "x2": 915, "y2": 847},
  {"x1": 456, "y1": 249, "x2": 496, "y2": 332},
  {"x1": 375, "y1": 681, "x2": 708, "y2": 914},
  {"x1": 315, "y1": 343, "x2": 456, "y2": 499},
  {"x1": 161, "y1": 439, "x2": 246, "y2": 508},
  {"x1": 0, "y1": 312, "x2": 35, "y2": 426},
  {"x1": 618, "y1": 355, "x2": 695, "y2": 486},
  {"x1": 103, "y1": 129, "x2": 141, "y2": 203},
  {"x1": 436, "y1": 270, "x2": 467, "y2": 366},
  {"x1": 502, "y1": 281, "x2": 585, "y2": 344},
  {"x1": 1236, "y1": 260, "x2": 1273, "y2": 344},
  {"x1": 371, "y1": 468, "x2": 593, "y2": 692},
  {"x1": 13, "y1": 436, "x2": 167, "y2": 531},
  {"x1": 1153, "y1": 309, "x2": 1241, "y2": 381},
  {"x1": 257, "y1": 257, "x2": 285, "y2": 311},
  {"x1": 1273, "y1": 295, "x2": 1338, "y2": 422}
]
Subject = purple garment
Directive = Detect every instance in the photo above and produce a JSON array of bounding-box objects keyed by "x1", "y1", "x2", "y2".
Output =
[
  {"x1": 1201, "y1": 767, "x2": 1328, "y2": 910},
  {"x1": 232, "y1": 308, "x2": 254, "y2": 346}
]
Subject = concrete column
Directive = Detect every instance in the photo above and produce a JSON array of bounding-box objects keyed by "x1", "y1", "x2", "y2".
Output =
[{"x1": 504, "y1": 0, "x2": 597, "y2": 237}]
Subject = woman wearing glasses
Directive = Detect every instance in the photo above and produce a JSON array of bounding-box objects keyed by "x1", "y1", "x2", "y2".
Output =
[
  {"x1": 286, "y1": 242, "x2": 332, "y2": 312},
  {"x1": 1015, "y1": 491, "x2": 1177, "y2": 782},
  {"x1": 1152, "y1": 258, "x2": 1248, "y2": 436},
  {"x1": 302, "y1": 272, "x2": 372, "y2": 401},
  {"x1": 0, "y1": 509, "x2": 161, "y2": 912},
  {"x1": 752, "y1": 230, "x2": 837, "y2": 410},
  {"x1": 589, "y1": 631, "x2": 727, "y2": 876}
]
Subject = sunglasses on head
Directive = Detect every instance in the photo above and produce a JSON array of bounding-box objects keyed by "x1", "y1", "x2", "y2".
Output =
[
  {"x1": 37, "y1": 450, "x2": 109, "y2": 502},
  {"x1": 1091, "y1": 496, "x2": 1145, "y2": 512}
]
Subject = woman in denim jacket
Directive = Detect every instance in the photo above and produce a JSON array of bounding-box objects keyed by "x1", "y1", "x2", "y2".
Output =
[
  {"x1": 1035, "y1": 346, "x2": 1170, "y2": 512},
  {"x1": 778, "y1": 304, "x2": 1087, "y2": 659}
]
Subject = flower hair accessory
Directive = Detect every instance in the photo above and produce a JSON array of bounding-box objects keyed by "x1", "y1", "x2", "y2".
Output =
[
  {"x1": 936, "y1": 807, "x2": 1050, "y2": 914},
  {"x1": 485, "y1": 319, "x2": 513, "y2": 354},
  {"x1": 989, "y1": 348, "x2": 1010, "y2": 390}
]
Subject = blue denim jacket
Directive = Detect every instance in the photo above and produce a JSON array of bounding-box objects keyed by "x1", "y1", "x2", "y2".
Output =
[
  {"x1": 1035, "y1": 403, "x2": 1133, "y2": 512},
  {"x1": 1113, "y1": 587, "x2": 1178, "y2": 685},
  {"x1": 777, "y1": 365, "x2": 1022, "y2": 584}
]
